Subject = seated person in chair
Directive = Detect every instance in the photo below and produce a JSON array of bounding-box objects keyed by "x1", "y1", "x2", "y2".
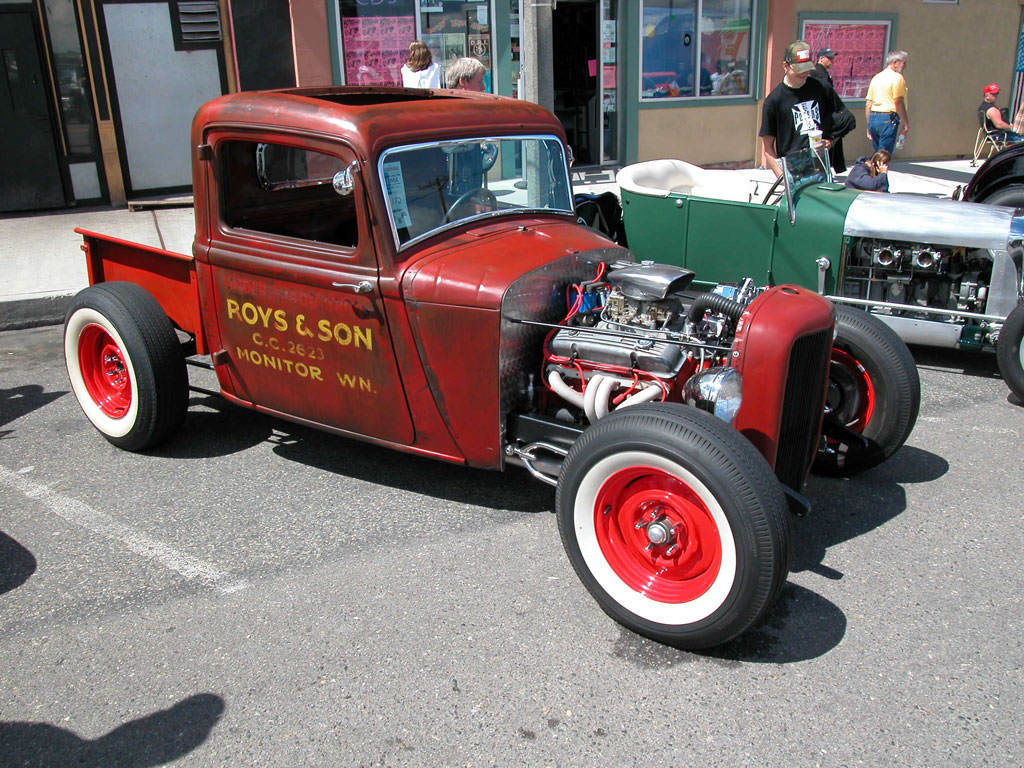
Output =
[{"x1": 979, "y1": 83, "x2": 1023, "y2": 144}]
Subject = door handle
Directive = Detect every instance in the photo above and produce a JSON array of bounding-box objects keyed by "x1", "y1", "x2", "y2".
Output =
[{"x1": 331, "y1": 280, "x2": 373, "y2": 294}]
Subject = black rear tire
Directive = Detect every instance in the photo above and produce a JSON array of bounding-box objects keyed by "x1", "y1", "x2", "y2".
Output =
[
  {"x1": 64, "y1": 282, "x2": 187, "y2": 451},
  {"x1": 556, "y1": 403, "x2": 790, "y2": 650},
  {"x1": 813, "y1": 306, "x2": 921, "y2": 475},
  {"x1": 996, "y1": 302, "x2": 1024, "y2": 403},
  {"x1": 977, "y1": 182, "x2": 1024, "y2": 208}
]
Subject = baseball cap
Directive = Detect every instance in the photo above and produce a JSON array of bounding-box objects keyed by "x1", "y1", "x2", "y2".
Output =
[
  {"x1": 817, "y1": 48, "x2": 837, "y2": 59},
  {"x1": 784, "y1": 41, "x2": 815, "y2": 74},
  {"x1": 983, "y1": 83, "x2": 1000, "y2": 95}
]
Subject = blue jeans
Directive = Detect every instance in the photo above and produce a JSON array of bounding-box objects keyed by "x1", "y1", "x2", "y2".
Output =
[
  {"x1": 869, "y1": 112, "x2": 899, "y2": 153},
  {"x1": 994, "y1": 130, "x2": 1024, "y2": 144}
]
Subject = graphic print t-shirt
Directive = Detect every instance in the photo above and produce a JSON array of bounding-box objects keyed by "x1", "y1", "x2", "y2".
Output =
[{"x1": 760, "y1": 77, "x2": 834, "y2": 159}]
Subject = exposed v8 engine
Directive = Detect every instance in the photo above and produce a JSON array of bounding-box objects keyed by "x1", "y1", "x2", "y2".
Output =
[{"x1": 543, "y1": 261, "x2": 759, "y2": 425}]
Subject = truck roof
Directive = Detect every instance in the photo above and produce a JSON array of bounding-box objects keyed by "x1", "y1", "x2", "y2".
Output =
[{"x1": 191, "y1": 87, "x2": 566, "y2": 159}]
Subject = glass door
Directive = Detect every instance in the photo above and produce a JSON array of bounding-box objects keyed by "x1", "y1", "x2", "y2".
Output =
[{"x1": 599, "y1": 0, "x2": 618, "y2": 164}]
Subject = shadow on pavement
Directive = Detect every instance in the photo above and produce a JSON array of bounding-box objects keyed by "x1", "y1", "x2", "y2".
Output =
[
  {"x1": 0, "y1": 531, "x2": 36, "y2": 594},
  {"x1": 146, "y1": 394, "x2": 274, "y2": 460},
  {"x1": 907, "y1": 344, "x2": 1001, "y2": 382},
  {"x1": 794, "y1": 445, "x2": 948, "y2": 575},
  {"x1": 0, "y1": 385, "x2": 66, "y2": 439},
  {"x1": 611, "y1": 583, "x2": 846, "y2": 666},
  {"x1": 144, "y1": 391, "x2": 552, "y2": 512},
  {"x1": 270, "y1": 422, "x2": 554, "y2": 514},
  {"x1": 0, "y1": 693, "x2": 225, "y2": 768}
]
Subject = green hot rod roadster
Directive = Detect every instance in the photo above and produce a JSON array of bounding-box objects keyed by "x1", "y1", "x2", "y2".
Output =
[{"x1": 617, "y1": 151, "x2": 1024, "y2": 412}]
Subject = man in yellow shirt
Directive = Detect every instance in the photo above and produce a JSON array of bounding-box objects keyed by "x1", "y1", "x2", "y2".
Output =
[{"x1": 864, "y1": 51, "x2": 909, "y2": 153}]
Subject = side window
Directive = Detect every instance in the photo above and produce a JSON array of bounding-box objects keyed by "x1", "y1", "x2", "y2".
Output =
[{"x1": 220, "y1": 140, "x2": 358, "y2": 248}]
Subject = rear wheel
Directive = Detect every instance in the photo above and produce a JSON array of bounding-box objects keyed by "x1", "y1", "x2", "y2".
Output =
[
  {"x1": 556, "y1": 403, "x2": 790, "y2": 650},
  {"x1": 977, "y1": 183, "x2": 1024, "y2": 208},
  {"x1": 813, "y1": 306, "x2": 920, "y2": 474},
  {"x1": 996, "y1": 302, "x2": 1024, "y2": 403},
  {"x1": 64, "y1": 282, "x2": 187, "y2": 451}
]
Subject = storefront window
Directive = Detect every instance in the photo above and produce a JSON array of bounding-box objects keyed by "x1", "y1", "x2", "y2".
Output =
[
  {"x1": 420, "y1": 1, "x2": 493, "y2": 91},
  {"x1": 640, "y1": 0, "x2": 754, "y2": 100},
  {"x1": 44, "y1": 0, "x2": 97, "y2": 157},
  {"x1": 339, "y1": 0, "x2": 416, "y2": 86},
  {"x1": 801, "y1": 19, "x2": 892, "y2": 101}
]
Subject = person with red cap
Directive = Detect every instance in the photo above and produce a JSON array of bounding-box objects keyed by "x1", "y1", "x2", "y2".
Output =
[{"x1": 978, "y1": 84, "x2": 1023, "y2": 144}]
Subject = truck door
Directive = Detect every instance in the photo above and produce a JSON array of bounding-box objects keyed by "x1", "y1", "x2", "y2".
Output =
[{"x1": 203, "y1": 133, "x2": 414, "y2": 444}]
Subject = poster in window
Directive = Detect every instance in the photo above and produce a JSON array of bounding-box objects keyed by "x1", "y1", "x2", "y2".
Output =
[
  {"x1": 603, "y1": 89, "x2": 616, "y2": 113},
  {"x1": 343, "y1": 15, "x2": 415, "y2": 86},
  {"x1": 443, "y1": 33, "x2": 466, "y2": 65},
  {"x1": 802, "y1": 22, "x2": 889, "y2": 100},
  {"x1": 468, "y1": 34, "x2": 490, "y2": 68}
]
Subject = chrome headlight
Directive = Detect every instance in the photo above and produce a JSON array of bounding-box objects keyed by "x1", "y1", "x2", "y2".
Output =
[{"x1": 684, "y1": 366, "x2": 742, "y2": 425}]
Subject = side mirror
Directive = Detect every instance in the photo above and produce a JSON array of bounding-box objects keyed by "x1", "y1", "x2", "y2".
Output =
[
  {"x1": 332, "y1": 161, "x2": 359, "y2": 196},
  {"x1": 781, "y1": 147, "x2": 832, "y2": 225}
]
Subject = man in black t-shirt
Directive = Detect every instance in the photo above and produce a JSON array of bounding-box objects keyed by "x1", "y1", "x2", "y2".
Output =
[{"x1": 760, "y1": 40, "x2": 834, "y2": 177}]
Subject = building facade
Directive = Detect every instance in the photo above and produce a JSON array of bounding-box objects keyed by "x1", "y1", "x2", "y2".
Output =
[{"x1": 4, "y1": 0, "x2": 1023, "y2": 212}]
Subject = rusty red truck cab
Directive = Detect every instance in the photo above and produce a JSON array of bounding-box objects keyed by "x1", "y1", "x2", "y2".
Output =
[{"x1": 66, "y1": 87, "x2": 837, "y2": 650}]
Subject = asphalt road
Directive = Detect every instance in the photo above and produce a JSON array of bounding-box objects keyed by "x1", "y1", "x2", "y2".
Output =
[{"x1": 1, "y1": 325, "x2": 1021, "y2": 767}]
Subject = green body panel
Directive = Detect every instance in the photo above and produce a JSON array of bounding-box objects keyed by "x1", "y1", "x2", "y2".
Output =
[
  {"x1": 685, "y1": 198, "x2": 777, "y2": 287},
  {"x1": 621, "y1": 182, "x2": 858, "y2": 294},
  {"x1": 772, "y1": 184, "x2": 858, "y2": 294},
  {"x1": 619, "y1": 189, "x2": 690, "y2": 268}
]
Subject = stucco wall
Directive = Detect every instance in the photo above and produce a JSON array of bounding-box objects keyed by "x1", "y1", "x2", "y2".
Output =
[
  {"x1": 791, "y1": 0, "x2": 1024, "y2": 160},
  {"x1": 637, "y1": 105, "x2": 762, "y2": 165}
]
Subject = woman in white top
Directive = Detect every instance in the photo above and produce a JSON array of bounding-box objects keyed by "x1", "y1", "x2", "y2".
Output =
[{"x1": 401, "y1": 41, "x2": 441, "y2": 89}]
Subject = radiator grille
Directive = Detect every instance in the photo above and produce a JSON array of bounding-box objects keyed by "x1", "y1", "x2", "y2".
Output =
[{"x1": 774, "y1": 328, "x2": 831, "y2": 489}]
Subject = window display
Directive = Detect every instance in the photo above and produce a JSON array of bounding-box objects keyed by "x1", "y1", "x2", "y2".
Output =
[
  {"x1": 641, "y1": 0, "x2": 754, "y2": 100},
  {"x1": 339, "y1": 0, "x2": 416, "y2": 86},
  {"x1": 420, "y1": 1, "x2": 493, "y2": 90}
]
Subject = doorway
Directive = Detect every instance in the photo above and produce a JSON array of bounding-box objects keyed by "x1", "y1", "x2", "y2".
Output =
[
  {"x1": 0, "y1": 10, "x2": 66, "y2": 211},
  {"x1": 552, "y1": 0, "x2": 598, "y2": 165},
  {"x1": 551, "y1": 0, "x2": 618, "y2": 167}
]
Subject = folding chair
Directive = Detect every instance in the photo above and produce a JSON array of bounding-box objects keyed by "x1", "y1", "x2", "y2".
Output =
[{"x1": 972, "y1": 109, "x2": 1013, "y2": 166}]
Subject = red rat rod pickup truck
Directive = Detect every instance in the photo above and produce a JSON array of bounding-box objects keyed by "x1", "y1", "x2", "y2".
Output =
[{"x1": 65, "y1": 87, "x2": 835, "y2": 650}]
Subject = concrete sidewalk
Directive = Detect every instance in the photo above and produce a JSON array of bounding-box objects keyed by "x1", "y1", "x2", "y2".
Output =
[{"x1": 0, "y1": 158, "x2": 977, "y2": 331}]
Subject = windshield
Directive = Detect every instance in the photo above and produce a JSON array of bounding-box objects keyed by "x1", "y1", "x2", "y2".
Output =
[{"x1": 379, "y1": 135, "x2": 573, "y2": 248}]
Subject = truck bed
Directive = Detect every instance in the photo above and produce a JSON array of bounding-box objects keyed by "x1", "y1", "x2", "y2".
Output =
[{"x1": 76, "y1": 228, "x2": 204, "y2": 351}]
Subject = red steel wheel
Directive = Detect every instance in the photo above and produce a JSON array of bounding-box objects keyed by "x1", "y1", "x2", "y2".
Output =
[
  {"x1": 556, "y1": 403, "x2": 790, "y2": 650},
  {"x1": 825, "y1": 346, "x2": 876, "y2": 437},
  {"x1": 814, "y1": 306, "x2": 920, "y2": 475},
  {"x1": 593, "y1": 464, "x2": 724, "y2": 606},
  {"x1": 64, "y1": 283, "x2": 187, "y2": 451},
  {"x1": 77, "y1": 322, "x2": 134, "y2": 420}
]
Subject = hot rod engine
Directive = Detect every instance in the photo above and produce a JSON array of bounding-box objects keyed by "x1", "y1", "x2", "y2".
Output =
[
  {"x1": 837, "y1": 194, "x2": 1024, "y2": 349},
  {"x1": 503, "y1": 259, "x2": 833, "y2": 492},
  {"x1": 543, "y1": 262, "x2": 754, "y2": 426},
  {"x1": 841, "y1": 237, "x2": 1002, "y2": 344}
]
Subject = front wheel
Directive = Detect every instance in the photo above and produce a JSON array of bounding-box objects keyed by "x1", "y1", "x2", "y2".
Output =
[
  {"x1": 813, "y1": 306, "x2": 920, "y2": 475},
  {"x1": 556, "y1": 403, "x2": 790, "y2": 650},
  {"x1": 64, "y1": 282, "x2": 188, "y2": 451},
  {"x1": 996, "y1": 302, "x2": 1024, "y2": 403}
]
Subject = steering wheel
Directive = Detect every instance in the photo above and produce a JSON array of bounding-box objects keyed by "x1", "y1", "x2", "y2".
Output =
[
  {"x1": 761, "y1": 174, "x2": 785, "y2": 205},
  {"x1": 442, "y1": 187, "x2": 498, "y2": 223}
]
